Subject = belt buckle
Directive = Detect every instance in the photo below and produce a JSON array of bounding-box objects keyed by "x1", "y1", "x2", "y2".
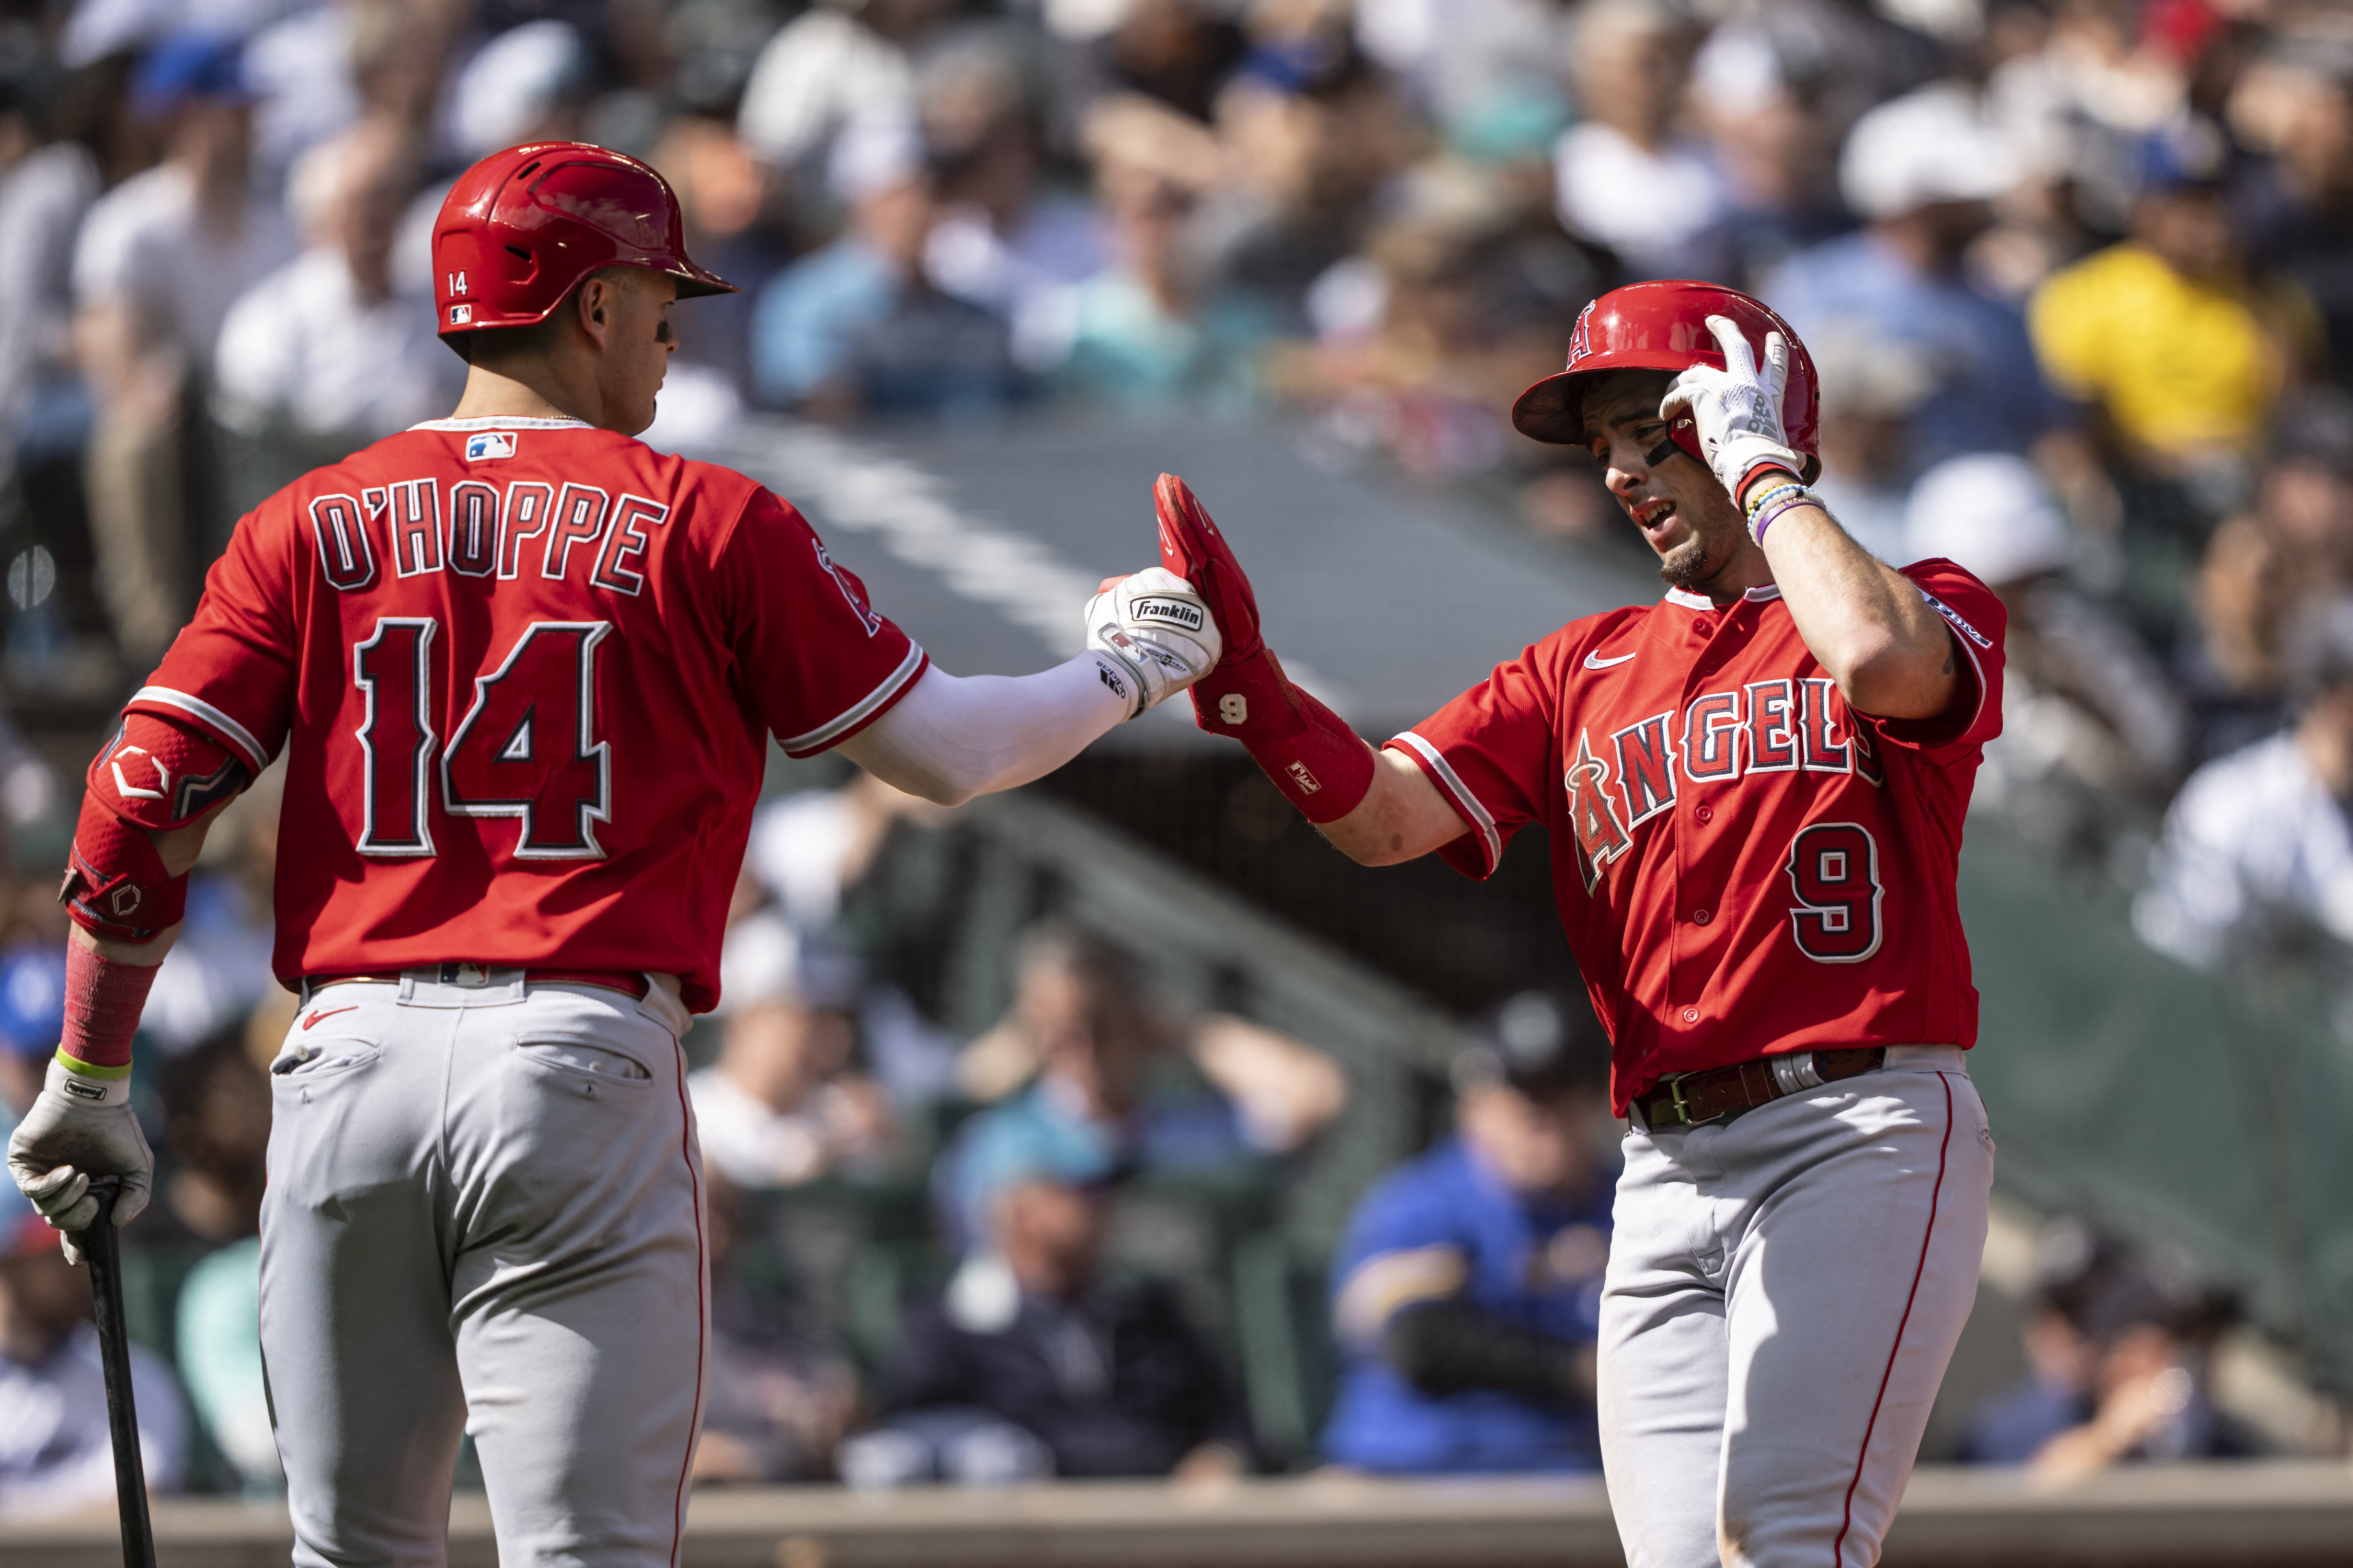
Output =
[{"x1": 1665, "y1": 1075, "x2": 1694, "y2": 1128}]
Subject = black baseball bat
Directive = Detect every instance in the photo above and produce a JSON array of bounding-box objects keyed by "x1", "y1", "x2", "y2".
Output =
[{"x1": 81, "y1": 1176, "x2": 158, "y2": 1568}]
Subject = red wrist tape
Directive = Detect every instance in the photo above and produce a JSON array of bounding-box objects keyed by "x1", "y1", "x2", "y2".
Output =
[
  {"x1": 60, "y1": 937, "x2": 162, "y2": 1072},
  {"x1": 1189, "y1": 649, "x2": 1375, "y2": 823}
]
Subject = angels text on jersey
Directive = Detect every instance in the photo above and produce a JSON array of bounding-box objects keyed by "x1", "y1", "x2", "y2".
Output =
[{"x1": 1566, "y1": 675, "x2": 1884, "y2": 888}]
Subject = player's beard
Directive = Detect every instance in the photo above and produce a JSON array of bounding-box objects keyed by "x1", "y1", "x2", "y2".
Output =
[{"x1": 1657, "y1": 532, "x2": 1712, "y2": 590}]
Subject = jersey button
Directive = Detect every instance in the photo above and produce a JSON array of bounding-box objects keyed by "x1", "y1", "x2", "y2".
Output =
[
  {"x1": 1694, "y1": 804, "x2": 1713, "y2": 823},
  {"x1": 1681, "y1": 1007, "x2": 1700, "y2": 1024},
  {"x1": 1692, "y1": 909, "x2": 1712, "y2": 925}
]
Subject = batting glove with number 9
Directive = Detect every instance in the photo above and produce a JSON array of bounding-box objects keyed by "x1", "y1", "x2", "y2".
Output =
[
  {"x1": 1155, "y1": 473, "x2": 1374, "y2": 821},
  {"x1": 7, "y1": 1058, "x2": 152, "y2": 1265},
  {"x1": 1659, "y1": 314, "x2": 1806, "y2": 504},
  {"x1": 1086, "y1": 567, "x2": 1222, "y2": 719}
]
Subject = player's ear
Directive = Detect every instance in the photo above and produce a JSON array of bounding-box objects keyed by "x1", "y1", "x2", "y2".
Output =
[{"x1": 573, "y1": 274, "x2": 614, "y2": 350}]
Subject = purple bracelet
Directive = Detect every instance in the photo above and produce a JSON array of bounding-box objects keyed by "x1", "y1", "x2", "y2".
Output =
[{"x1": 1749, "y1": 489, "x2": 1821, "y2": 544}]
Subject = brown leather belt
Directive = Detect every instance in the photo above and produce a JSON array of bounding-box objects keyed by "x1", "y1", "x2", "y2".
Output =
[
  {"x1": 306, "y1": 965, "x2": 651, "y2": 1001},
  {"x1": 1631, "y1": 1047, "x2": 1887, "y2": 1132}
]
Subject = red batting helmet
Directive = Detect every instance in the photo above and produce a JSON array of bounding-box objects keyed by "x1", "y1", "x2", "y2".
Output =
[
  {"x1": 432, "y1": 142, "x2": 737, "y2": 338},
  {"x1": 1511, "y1": 280, "x2": 1821, "y2": 484}
]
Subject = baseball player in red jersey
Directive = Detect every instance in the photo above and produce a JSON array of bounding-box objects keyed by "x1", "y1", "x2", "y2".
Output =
[
  {"x1": 1163, "y1": 280, "x2": 2002, "y2": 1565},
  {"x1": 5, "y1": 143, "x2": 1220, "y2": 1567}
]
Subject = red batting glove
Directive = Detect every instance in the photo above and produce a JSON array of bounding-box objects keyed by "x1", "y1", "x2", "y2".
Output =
[{"x1": 1155, "y1": 474, "x2": 1374, "y2": 823}]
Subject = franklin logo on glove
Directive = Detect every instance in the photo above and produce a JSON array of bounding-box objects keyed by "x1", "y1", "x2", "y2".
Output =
[
  {"x1": 1129, "y1": 596, "x2": 1206, "y2": 634},
  {"x1": 1085, "y1": 566, "x2": 1222, "y2": 720}
]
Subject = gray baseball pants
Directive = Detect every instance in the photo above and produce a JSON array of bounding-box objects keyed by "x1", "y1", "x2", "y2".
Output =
[
  {"x1": 1597, "y1": 1046, "x2": 1994, "y2": 1568},
  {"x1": 258, "y1": 970, "x2": 706, "y2": 1568}
]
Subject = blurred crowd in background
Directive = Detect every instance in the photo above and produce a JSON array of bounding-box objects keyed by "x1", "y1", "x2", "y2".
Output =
[
  {"x1": 0, "y1": 0, "x2": 2349, "y2": 1515},
  {"x1": 0, "y1": 763, "x2": 2282, "y2": 1509}
]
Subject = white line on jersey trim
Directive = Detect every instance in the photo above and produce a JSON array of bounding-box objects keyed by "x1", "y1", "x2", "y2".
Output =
[
  {"x1": 1934, "y1": 599, "x2": 1992, "y2": 745},
  {"x1": 1664, "y1": 588, "x2": 1711, "y2": 608},
  {"x1": 1388, "y1": 730, "x2": 1501, "y2": 874},
  {"x1": 779, "y1": 644, "x2": 927, "y2": 756},
  {"x1": 129, "y1": 686, "x2": 271, "y2": 774},
  {"x1": 408, "y1": 416, "x2": 593, "y2": 431}
]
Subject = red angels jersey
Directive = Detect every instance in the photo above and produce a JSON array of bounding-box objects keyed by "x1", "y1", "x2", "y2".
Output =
[
  {"x1": 129, "y1": 416, "x2": 926, "y2": 1013},
  {"x1": 1387, "y1": 560, "x2": 2005, "y2": 1114}
]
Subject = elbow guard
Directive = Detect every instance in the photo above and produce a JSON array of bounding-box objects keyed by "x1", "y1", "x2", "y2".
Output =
[{"x1": 60, "y1": 716, "x2": 249, "y2": 942}]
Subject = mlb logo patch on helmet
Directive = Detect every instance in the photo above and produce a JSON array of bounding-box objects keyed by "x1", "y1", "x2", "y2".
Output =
[
  {"x1": 465, "y1": 431, "x2": 517, "y2": 461},
  {"x1": 449, "y1": 303, "x2": 472, "y2": 325}
]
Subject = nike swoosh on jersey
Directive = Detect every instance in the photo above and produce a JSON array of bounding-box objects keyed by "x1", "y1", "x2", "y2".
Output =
[
  {"x1": 302, "y1": 1006, "x2": 359, "y2": 1030},
  {"x1": 1583, "y1": 650, "x2": 1638, "y2": 669}
]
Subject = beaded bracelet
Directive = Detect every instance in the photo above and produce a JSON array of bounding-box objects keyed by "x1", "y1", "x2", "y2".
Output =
[{"x1": 1742, "y1": 480, "x2": 1806, "y2": 521}]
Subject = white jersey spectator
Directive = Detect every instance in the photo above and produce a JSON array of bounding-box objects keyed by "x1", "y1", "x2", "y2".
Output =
[
  {"x1": 74, "y1": 32, "x2": 294, "y2": 667},
  {"x1": 0, "y1": 135, "x2": 99, "y2": 462},
  {"x1": 2137, "y1": 600, "x2": 2353, "y2": 969},
  {"x1": 1355, "y1": 0, "x2": 1566, "y2": 132},
  {"x1": 73, "y1": 156, "x2": 288, "y2": 365},
  {"x1": 241, "y1": 3, "x2": 362, "y2": 186},
  {"x1": 736, "y1": 6, "x2": 917, "y2": 173},
  {"x1": 212, "y1": 119, "x2": 455, "y2": 439},
  {"x1": 70, "y1": 40, "x2": 291, "y2": 369},
  {"x1": 441, "y1": 19, "x2": 589, "y2": 162},
  {"x1": 690, "y1": 912, "x2": 896, "y2": 1189},
  {"x1": 1909, "y1": 453, "x2": 2187, "y2": 810},
  {"x1": 1550, "y1": 1, "x2": 1723, "y2": 278},
  {"x1": 2134, "y1": 731, "x2": 2353, "y2": 970}
]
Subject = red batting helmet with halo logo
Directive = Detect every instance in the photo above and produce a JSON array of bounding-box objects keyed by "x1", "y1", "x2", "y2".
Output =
[
  {"x1": 1512, "y1": 279, "x2": 1822, "y2": 484},
  {"x1": 431, "y1": 141, "x2": 737, "y2": 337}
]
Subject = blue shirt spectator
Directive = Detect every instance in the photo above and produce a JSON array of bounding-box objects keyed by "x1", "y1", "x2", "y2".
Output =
[
  {"x1": 940, "y1": 922, "x2": 1344, "y2": 1247},
  {"x1": 937, "y1": 1065, "x2": 1260, "y2": 1248},
  {"x1": 1764, "y1": 231, "x2": 2059, "y2": 470},
  {"x1": 1957, "y1": 1220, "x2": 2256, "y2": 1468},
  {"x1": 1320, "y1": 992, "x2": 1613, "y2": 1474},
  {"x1": 749, "y1": 123, "x2": 1021, "y2": 421},
  {"x1": 751, "y1": 228, "x2": 1020, "y2": 419},
  {"x1": 1762, "y1": 82, "x2": 2062, "y2": 472}
]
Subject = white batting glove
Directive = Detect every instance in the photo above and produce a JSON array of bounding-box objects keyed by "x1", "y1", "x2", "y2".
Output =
[
  {"x1": 1659, "y1": 314, "x2": 1806, "y2": 503},
  {"x1": 1086, "y1": 567, "x2": 1223, "y2": 719},
  {"x1": 7, "y1": 1058, "x2": 152, "y2": 1266}
]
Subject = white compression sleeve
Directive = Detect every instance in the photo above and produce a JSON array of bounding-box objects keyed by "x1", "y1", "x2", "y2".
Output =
[{"x1": 834, "y1": 657, "x2": 1130, "y2": 806}]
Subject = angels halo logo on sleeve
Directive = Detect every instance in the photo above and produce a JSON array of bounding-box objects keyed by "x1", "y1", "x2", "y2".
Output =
[{"x1": 465, "y1": 431, "x2": 518, "y2": 462}]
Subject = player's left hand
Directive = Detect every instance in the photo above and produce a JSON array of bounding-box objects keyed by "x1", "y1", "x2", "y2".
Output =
[
  {"x1": 1086, "y1": 567, "x2": 1223, "y2": 719},
  {"x1": 1659, "y1": 314, "x2": 1806, "y2": 505},
  {"x1": 7, "y1": 1058, "x2": 153, "y2": 1266}
]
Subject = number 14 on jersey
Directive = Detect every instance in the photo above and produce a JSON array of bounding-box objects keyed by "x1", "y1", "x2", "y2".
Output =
[{"x1": 354, "y1": 616, "x2": 613, "y2": 860}]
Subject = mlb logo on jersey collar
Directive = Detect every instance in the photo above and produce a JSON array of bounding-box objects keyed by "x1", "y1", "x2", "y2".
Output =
[{"x1": 465, "y1": 431, "x2": 518, "y2": 462}]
